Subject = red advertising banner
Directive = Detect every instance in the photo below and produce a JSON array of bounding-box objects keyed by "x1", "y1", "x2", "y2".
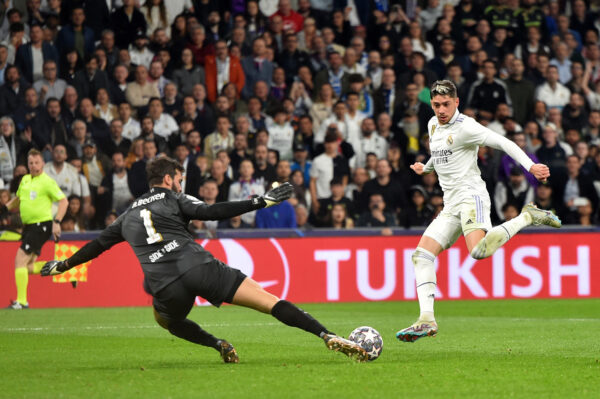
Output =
[{"x1": 1, "y1": 232, "x2": 598, "y2": 308}]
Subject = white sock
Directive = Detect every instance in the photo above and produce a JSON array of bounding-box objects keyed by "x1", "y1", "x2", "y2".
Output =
[
  {"x1": 413, "y1": 248, "x2": 437, "y2": 321},
  {"x1": 471, "y1": 213, "x2": 532, "y2": 259}
]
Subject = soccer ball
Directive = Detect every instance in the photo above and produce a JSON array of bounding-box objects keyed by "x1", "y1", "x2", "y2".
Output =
[{"x1": 348, "y1": 326, "x2": 383, "y2": 361}]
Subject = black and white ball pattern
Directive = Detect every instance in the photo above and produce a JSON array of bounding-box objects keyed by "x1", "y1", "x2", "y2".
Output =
[{"x1": 348, "y1": 326, "x2": 383, "y2": 361}]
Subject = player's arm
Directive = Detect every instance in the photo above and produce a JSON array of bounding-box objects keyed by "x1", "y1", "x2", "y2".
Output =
[
  {"x1": 41, "y1": 214, "x2": 126, "y2": 276},
  {"x1": 410, "y1": 158, "x2": 434, "y2": 175},
  {"x1": 481, "y1": 133, "x2": 549, "y2": 181},
  {"x1": 180, "y1": 182, "x2": 294, "y2": 221}
]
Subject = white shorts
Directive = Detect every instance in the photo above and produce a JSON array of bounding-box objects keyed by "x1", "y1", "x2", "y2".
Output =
[{"x1": 423, "y1": 195, "x2": 492, "y2": 250}]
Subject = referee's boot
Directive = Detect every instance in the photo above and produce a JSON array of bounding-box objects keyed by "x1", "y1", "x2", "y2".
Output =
[
  {"x1": 217, "y1": 340, "x2": 239, "y2": 363},
  {"x1": 7, "y1": 300, "x2": 29, "y2": 310},
  {"x1": 323, "y1": 334, "x2": 368, "y2": 362}
]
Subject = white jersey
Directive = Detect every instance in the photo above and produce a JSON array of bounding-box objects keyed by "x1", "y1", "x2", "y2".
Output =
[{"x1": 425, "y1": 110, "x2": 534, "y2": 208}]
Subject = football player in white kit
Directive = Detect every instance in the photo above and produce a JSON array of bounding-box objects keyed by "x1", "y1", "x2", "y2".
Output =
[{"x1": 396, "y1": 80, "x2": 562, "y2": 343}]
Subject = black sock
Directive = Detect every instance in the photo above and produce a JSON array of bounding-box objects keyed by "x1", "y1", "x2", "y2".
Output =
[
  {"x1": 168, "y1": 319, "x2": 221, "y2": 351},
  {"x1": 271, "y1": 300, "x2": 331, "y2": 337}
]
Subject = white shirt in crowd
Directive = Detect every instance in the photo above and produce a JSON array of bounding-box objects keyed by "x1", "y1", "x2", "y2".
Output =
[
  {"x1": 152, "y1": 113, "x2": 179, "y2": 138},
  {"x1": 534, "y1": 82, "x2": 570, "y2": 110},
  {"x1": 267, "y1": 122, "x2": 295, "y2": 161},
  {"x1": 354, "y1": 133, "x2": 389, "y2": 168},
  {"x1": 122, "y1": 117, "x2": 141, "y2": 141},
  {"x1": 228, "y1": 179, "x2": 265, "y2": 225},
  {"x1": 112, "y1": 173, "x2": 133, "y2": 212},
  {"x1": 310, "y1": 153, "x2": 334, "y2": 199},
  {"x1": 43, "y1": 162, "x2": 88, "y2": 197}
]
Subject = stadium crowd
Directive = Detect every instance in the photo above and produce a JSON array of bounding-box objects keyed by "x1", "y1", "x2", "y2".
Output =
[{"x1": 1, "y1": 0, "x2": 600, "y2": 234}]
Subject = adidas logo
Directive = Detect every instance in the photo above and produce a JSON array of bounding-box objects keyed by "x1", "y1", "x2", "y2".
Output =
[{"x1": 466, "y1": 219, "x2": 473, "y2": 225}]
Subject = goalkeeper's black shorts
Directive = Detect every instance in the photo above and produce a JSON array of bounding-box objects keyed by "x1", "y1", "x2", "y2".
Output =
[{"x1": 149, "y1": 259, "x2": 247, "y2": 322}]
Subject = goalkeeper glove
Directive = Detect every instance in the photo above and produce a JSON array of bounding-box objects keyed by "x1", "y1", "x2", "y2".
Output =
[
  {"x1": 258, "y1": 182, "x2": 294, "y2": 208},
  {"x1": 40, "y1": 260, "x2": 69, "y2": 276}
]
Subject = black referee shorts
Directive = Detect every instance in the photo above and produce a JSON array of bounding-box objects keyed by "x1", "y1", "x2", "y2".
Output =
[
  {"x1": 152, "y1": 259, "x2": 247, "y2": 322},
  {"x1": 20, "y1": 221, "x2": 53, "y2": 255}
]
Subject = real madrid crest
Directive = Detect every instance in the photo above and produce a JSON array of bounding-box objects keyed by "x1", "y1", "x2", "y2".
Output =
[{"x1": 447, "y1": 135, "x2": 453, "y2": 145}]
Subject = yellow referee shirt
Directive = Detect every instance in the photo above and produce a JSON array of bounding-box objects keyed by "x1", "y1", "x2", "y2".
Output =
[{"x1": 16, "y1": 172, "x2": 66, "y2": 225}]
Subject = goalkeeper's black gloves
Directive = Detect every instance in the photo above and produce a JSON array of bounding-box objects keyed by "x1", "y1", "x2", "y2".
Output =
[
  {"x1": 40, "y1": 260, "x2": 69, "y2": 276},
  {"x1": 253, "y1": 182, "x2": 294, "y2": 208}
]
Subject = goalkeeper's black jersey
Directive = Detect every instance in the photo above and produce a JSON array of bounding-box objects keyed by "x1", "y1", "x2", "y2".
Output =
[{"x1": 95, "y1": 187, "x2": 260, "y2": 294}]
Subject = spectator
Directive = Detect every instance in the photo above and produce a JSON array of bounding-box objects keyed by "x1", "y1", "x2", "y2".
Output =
[
  {"x1": 147, "y1": 97, "x2": 179, "y2": 139},
  {"x1": 255, "y1": 184, "x2": 297, "y2": 228},
  {"x1": 42, "y1": 144, "x2": 82, "y2": 199},
  {"x1": 536, "y1": 123, "x2": 568, "y2": 202},
  {"x1": 209, "y1": 158, "x2": 231, "y2": 203},
  {"x1": 328, "y1": 203, "x2": 354, "y2": 229},
  {"x1": 192, "y1": 179, "x2": 220, "y2": 231},
  {"x1": 362, "y1": 159, "x2": 407, "y2": 215},
  {"x1": 253, "y1": 143, "x2": 276, "y2": 184},
  {"x1": 128, "y1": 138, "x2": 157, "y2": 197},
  {"x1": 125, "y1": 65, "x2": 160, "y2": 109},
  {"x1": 398, "y1": 185, "x2": 435, "y2": 228},
  {"x1": 172, "y1": 48, "x2": 206, "y2": 98},
  {"x1": 204, "y1": 39, "x2": 244, "y2": 103},
  {"x1": 55, "y1": 6, "x2": 95, "y2": 59},
  {"x1": 309, "y1": 130, "x2": 350, "y2": 211},
  {"x1": 15, "y1": 23, "x2": 59, "y2": 84},
  {"x1": 218, "y1": 215, "x2": 252, "y2": 229},
  {"x1": 228, "y1": 159, "x2": 265, "y2": 225},
  {"x1": 229, "y1": 130, "x2": 251, "y2": 173},
  {"x1": 535, "y1": 65, "x2": 570, "y2": 110},
  {"x1": 186, "y1": 25, "x2": 215, "y2": 67},
  {"x1": 118, "y1": 102, "x2": 141, "y2": 142},
  {"x1": 494, "y1": 166, "x2": 535, "y2": 222},
  {"x1": 312, "y1": 176, "x2": 355, "y2": 227},
  {"x1": 354, "y1": 118, "x2": 388, "y2": 168},
  {"x1": 563, "y1": 155, "x2": 599, "y2": 224},
  {"x1": 111, "y1": 0, "x2": 148, "y2": 50},
  {"x1": 466, "y1": 60, "x2": 510, "y2": 121},
  {"x1": 0, "y1": 65, "x2": 29, "y2": 119},
  {"x1": 314, "y1": 50, "x2": 348, "y2": 99},
  {"x1": 93, "y1": 88, "x2": 118, "y2": 124},
  {"x1": 106, "y1": 119, "x2": 132, "y2": 158},
  {"x1": 562, "y1": 93, "x2": 588, "y2": 133},
  {"x1": 204, "y1": 115, "x2": 235, "y2": 165},
  {"x1": 504, "y1": 58, "x2": 535, "y2": 126},
  {"x1": 0, "y1": 117, "x2": 29, "y2": 184},
  {"x1": 33, "y1": 60, "x2": 66, "y2": 103},
  {"x1": 173, "y1": 144, "x2": 202, "y2": 197},
  {"x1": 499, "y1": 132, "x2": 539, "y2": 187},
  {"x1": 294, "y1": 203, "x2": 312, "y2": 229},
  {"x1": 108, "y1": 64, "x2": 129, "y2": 106},
  {"x1": 267, "y1": 108, "x2": 294, "y2": 161},
  {"x1": 356, "y1": 193, "x2": 396, "y2": 227},
  {"x1": 97, "y1": 151, "x2": 134, "y2": 217}
]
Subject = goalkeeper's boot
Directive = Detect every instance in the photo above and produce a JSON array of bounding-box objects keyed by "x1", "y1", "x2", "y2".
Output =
[
  {"x1": 218, "y1": 340, "x2": 239, "y2": 363},
  {"x1": 522, "y1": 203, "x2": 562, "y2": 228},
  {"x1": 7, "y1": 300, "x2": 29, "y2": 310},
  {"x1": 323, "y1": 334, "x2": 368, "y2": 362},
  {"x1": 396, "y1": 319, "x2": 438, "y2": 343}
]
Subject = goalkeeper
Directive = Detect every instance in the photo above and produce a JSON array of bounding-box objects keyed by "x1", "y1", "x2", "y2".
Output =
[{"x1": 41, "y1": 157, "x2": 367, "y2": 363}]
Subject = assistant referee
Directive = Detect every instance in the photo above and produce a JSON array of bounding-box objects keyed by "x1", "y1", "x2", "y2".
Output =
[{"x1": 3, "y1": 149, "x2": 68, "y2": 309}]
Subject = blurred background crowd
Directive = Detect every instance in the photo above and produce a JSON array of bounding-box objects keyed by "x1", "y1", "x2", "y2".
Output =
[{"x1": 1, "y1": 0, "x2": 600, "y2": 235}]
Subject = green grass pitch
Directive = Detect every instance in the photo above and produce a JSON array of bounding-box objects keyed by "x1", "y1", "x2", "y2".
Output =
[{"x1": 1, "y1": 299, "x2": 599, "y2": 399}]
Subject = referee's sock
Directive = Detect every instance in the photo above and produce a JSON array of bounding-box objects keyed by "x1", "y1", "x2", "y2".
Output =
[
  {"x1": 15, "y1": 267, "x2": 28, "y2": 305},
  {"x1": 271, "y1": 300, "x2": 331, "y2": 338},
  {"x1": 168, "y1": 319, "x2": 221, "y2": 351}
]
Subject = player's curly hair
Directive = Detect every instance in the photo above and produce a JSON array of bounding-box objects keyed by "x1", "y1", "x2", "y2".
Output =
[
  {"x1": 430, "y1": 80, "x2": 457, "y2": 99},
  {"x1": 146, "y1": 157, "x2": 184, "y2": 186}
]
